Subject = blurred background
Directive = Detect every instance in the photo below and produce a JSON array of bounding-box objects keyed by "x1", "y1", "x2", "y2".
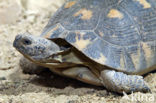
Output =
[{"x1": 0, "y1": 0, "x2": 65, "y2": 25}]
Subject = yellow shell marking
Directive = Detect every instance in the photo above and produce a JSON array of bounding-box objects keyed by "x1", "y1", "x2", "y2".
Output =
[
  {"x1": 141, "y1": 42, "x2": 152, "y2": 65},
  {"x1": 95, "y1": 53, "x2": 107, "y2": 64},
  {"x1": 120, "y1": 54, "x2": 125, "y2": 69},
  {"x1": 107, "y1": 9, "x2": 123, "y2": 19},
  {"x1": 112, "y1": 34, "x2": 116, "y2": 38},
  {"x1": 131, "y1": 48, "x2": 140, "y2": 69},
  {"x1": 99, "y1": 31, "x2": 104, "y2": 37},
  {"x1": 135, "y1": 0, "x2": 151, "y2": 8},
  {"x1": 64, "y1": 1, "x2": 76, "y2": 8},
  {"x1": 74, "y1": 33, "x2": 91, "y2": 50},
  {"x1": 73, "y1": 8, "x2": 93, "y2": 20},
  {"x1": 44, "y1": 25, "x2": 59, "y2": 38}
]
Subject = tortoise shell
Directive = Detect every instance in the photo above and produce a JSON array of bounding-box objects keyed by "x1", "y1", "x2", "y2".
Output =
[{"x1": 41, "y1": 0, "x2": 156, "y2": 74}]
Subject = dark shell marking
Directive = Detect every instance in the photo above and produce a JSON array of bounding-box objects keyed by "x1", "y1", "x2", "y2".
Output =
[{"x1": 41, "y1": 0, "x2": 156, "y2": 74}]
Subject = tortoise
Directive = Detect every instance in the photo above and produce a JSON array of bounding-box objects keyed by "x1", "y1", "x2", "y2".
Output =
[{"x1": 13, "y1": 0, "x2": 156, "y2": 93}]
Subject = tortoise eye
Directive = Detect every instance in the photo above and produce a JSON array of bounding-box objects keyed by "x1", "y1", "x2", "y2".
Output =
[{"x1": 22, "y1": 39, "x2": 32, "y2": 45}]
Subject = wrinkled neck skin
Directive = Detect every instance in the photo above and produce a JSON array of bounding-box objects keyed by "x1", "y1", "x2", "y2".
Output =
[
  {"x1": 38, "y1": 48, "x2": 86, "y2": 68},
  {"x1": 13, "y1": 33, "x2": 85, "y2": 69},
  {"x1": 28, "y1": 48, "x2": 85, "y2": 69}
]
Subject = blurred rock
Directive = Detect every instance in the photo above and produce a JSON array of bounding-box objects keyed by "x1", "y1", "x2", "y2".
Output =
[
  {"x1": 21, "y1": 0, "x2": 65, "y2": 14},
  {"x1": 0, "y1": 0, "x2": 65, "y2": 25},
  {"x1": 0, "y1": 0, "x2": 22, "y2": 25},
  {"x1": 19, "y1": 0, "x2": 65, "y2": 24}
]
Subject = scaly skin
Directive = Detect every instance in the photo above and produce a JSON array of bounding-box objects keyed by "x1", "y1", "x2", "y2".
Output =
[{"x1": 100, "y1": 70, "x2": 150, "y2": 93}]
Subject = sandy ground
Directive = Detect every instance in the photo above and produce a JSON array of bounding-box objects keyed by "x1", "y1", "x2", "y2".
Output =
[{"x1": 0, "y1": 0, "x2": 156, "y2": 103}]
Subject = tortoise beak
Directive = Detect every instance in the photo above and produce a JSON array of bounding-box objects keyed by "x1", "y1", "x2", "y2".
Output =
[{"x1": 13, "y1": 34, "x2": 22, "y2": 48}]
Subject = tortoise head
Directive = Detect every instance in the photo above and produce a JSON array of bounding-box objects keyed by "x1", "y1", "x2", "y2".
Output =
[{"x1": 13, "y1": 33, "x2": 63, "y2": 65}]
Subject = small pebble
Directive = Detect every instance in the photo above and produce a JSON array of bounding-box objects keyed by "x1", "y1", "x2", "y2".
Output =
[{"x1": 0, "y1": 77, "x2": 6, "y2": 80}]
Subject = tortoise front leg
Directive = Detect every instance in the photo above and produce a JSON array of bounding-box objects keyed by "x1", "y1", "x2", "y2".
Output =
[
  {"x1": 100, "y1": 70, "x2": 151, "y2": 93},
  {"x1": 20, "y1": 57, "x2": 46, "y2": 74}
]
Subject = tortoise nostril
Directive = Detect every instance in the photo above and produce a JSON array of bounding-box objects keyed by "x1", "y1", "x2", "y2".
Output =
[{"x1": 22, "y1": 39, "x2": 32, "y2": 45}]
